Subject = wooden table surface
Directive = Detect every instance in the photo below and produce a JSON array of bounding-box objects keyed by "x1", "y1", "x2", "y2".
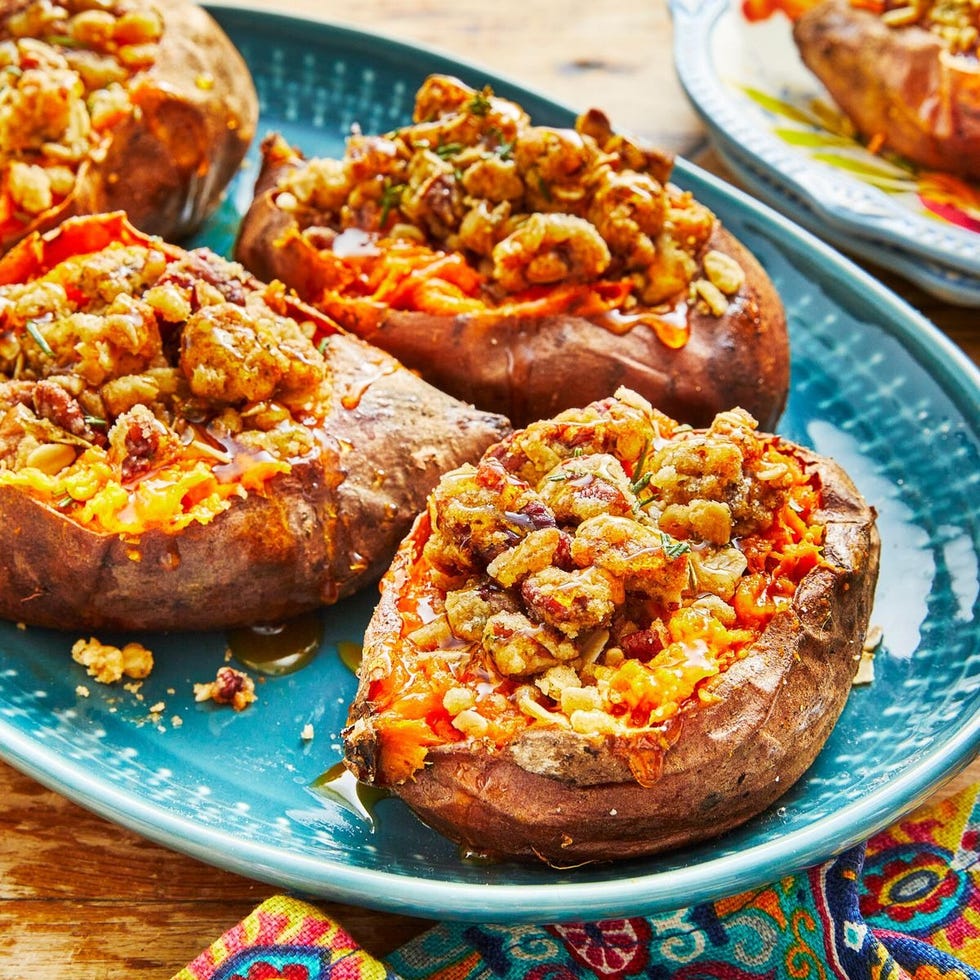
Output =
[{"x1": 1, "y1": 1, "x2": 977, "y2": 976}]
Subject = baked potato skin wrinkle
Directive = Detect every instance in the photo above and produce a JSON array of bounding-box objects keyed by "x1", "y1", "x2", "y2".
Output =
[
  {"x1": 343, "y1": 391, "x2": 879, "y2": 865},
  {"x1": 235, "y1": 75, "x2": 789, "y2": 430},
  {"x1": 0, "y1": 213, "x2": 510, "y2": 633}
]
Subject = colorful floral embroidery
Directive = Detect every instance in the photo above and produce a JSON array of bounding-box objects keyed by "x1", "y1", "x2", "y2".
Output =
[{"x1": 176, "y1": 788, "x2": 980, "y2": 980}]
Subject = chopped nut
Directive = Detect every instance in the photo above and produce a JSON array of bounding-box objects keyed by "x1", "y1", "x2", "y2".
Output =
[
  {"x1": 569, "y1": 707, "x2": 619, "y2": 735},
  {"x1": 517, "y1": 687, "x2": 570, "y2": 727},
  {"x1": 853, "y1": 624, "x2": 883, "y2": 686},
  {"x1": 534, "y1": 664, "x2": 582, "y2": 701},
  {"x1": 443, "y1": 686, "x2": 477, "y2": 715},
  {"x1": 71, "y1": 636, "x2": 153, "y2": 684},
  {"x1": 451, "y1": 708, "x2": 489, "y2": 737},
  {"x1": 193, "y1": 666, "x2": 256, "y2": 711},
  {"x1": 702, "y1": 249, "x2": 746, "y2": 296},
  {"x1": 24, "y1": 441, "x2": 76, "y2": 475},
  {"x1": 692, "y1": 277, "x2": 730, "y2": 317},
  {"x1": 560, "y1": 684, "x2": 603, "y2": 714},
  {"x1": 300, "y1": 723, "x2": 314, "y2": 741}
]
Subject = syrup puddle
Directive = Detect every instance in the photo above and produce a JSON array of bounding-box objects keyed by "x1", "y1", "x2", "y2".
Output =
[
  {"x1": 309, "y1": 761, "x2": 389, "y2": 828},
  {"x1": 226, "y1": 613, "x2": 323, "y2": 676}
]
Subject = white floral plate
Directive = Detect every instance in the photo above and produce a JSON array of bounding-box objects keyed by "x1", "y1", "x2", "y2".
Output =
[
  {"x1": 670, "y1": 0, "x2": 980, "y2": 282},
  {"x1": 712, "y1": 132, "x2": 980, "y2": 306}
]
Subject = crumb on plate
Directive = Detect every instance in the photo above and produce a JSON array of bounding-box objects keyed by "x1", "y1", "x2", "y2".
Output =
[
  {"x1": 71, "y1": 636, "x2": 154, "y2": 685},
  {"x1": 193, "y1": 665, "x2": 256, "y2": 711}
]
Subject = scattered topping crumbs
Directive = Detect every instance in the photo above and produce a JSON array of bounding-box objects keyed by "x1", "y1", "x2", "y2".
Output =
[
  {"x1": 75, "y1": 685, "x2": 90, "y2": 698},
  {"x1": 194, "y1": 665, "x2": 256, "y2": 711},
  {"x1": 853, "y1": 623, "x2": 883, "y2": 686},
  {"x1": 301, "y1": 723, "x2": 315, "y2": 741},
  {"x1": 71, "y1": 636, "x2": 153, "y2": 684}
]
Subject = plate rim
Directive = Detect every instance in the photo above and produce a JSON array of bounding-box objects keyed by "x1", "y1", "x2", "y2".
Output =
[
  {"x1": 709, "y1": 127, "x2": 980, "y2": 307},
  {"x1": 0, "y1": 2, "x2": 976, "y2": 924},
  {"x1": 2, "y1": 696, "x2": 978, "y2": 921}
]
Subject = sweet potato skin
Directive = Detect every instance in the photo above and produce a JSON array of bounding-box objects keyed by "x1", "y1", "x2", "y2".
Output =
[
  {"x1": 235, "y1": 139, "x2": 789, "y2": 431},
  {"x1": 794, "y1": 0, "x2": 980, "y2": 179},
  {"x1": 0, "y1": 215, "x2": 510, "y2": 633},
  {"x1": 0, "y1": 0, "x2": 258, "y2": 249},
  {"x1": 348, "y1": 226, "x2": 787, "y2": 432},
  {"x1": 345, "y1": 447, "x2": 879, "y2": 865}
]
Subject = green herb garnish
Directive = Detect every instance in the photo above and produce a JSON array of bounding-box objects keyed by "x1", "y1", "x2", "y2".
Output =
[
  {"x1": 660, "y1": 534, "x2": 691, "y2": 559},
  {"x1": 467, "y1": 90, "x2": 492, "y2": 117},
  {"x1": 629, "y1": 441, "x2": 651, "y2": 493},
  {"x1": 25, "y1": 320, "x2": 53, "y2": 356},
  {"x1": 379, "y1": 180, "x2": 405, "y2": 227},
  {"x1": 435, "y1": 141, "x2": 464, "y2": 158}
]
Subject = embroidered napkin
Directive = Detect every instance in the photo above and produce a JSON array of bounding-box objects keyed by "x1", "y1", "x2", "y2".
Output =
[{"x1": 174, "y1": 782, "x2": 980, "y2": 980}]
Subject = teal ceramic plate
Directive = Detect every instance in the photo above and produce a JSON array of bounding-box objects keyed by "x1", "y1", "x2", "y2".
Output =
[
  {"x1": 670, "y1": 0, "x2": 980, "y2": 290},
  {"x1": 0, "y1": 5, "x2": 977, "y2": 924}
]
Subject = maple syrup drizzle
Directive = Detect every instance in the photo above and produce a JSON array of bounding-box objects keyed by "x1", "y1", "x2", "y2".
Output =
[
  {"x1": 226, "y1": 612, "x2": 323, "y2": 676},
  {"x1": 310, "y1": 762, "x2": 389, "y2": 827}
]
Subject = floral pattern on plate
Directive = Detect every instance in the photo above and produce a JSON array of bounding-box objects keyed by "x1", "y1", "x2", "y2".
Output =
[{"x1": 670, "y1": 0, "x2": 980, "y2": 275}]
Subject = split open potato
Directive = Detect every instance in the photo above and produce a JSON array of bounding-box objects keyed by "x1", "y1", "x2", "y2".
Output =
[
  {"x1": 0, "y1": 212, "x2": 509, "y2": 632},
  {"x1": 344, "y1": 388, "x2": 880, "y2": 864},
  {"x1": 793, "y1": 0, "x2": 980, "y2": 178},
  {"x1": 0, "y1": 0, "x2": 259, "y2": 251},
  {"x1": 235, "y1": 75, "x2": 789, "y2": 430}
]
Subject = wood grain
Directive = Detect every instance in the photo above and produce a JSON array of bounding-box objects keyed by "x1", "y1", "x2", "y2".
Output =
[{"x1": 0, "y1": 1, "x2": 977, "y2": 977}]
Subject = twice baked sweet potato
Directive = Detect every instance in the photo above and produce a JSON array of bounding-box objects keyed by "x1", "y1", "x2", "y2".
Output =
[
  {"x1": 792, "y1": 0, "x2": 980, "y2": 178},
  {"x1": 0, "y1": 0, "x2": 258, "y2": 251},
  {"x1": 235, "y1": 75, "x2": 789, "y2": 431},
  {"x1": 0, "y1": 212, "x2": 509, "y2": 633},
  {"x1": 343, "y1": 388, "x2": 880, "y2": 864}
]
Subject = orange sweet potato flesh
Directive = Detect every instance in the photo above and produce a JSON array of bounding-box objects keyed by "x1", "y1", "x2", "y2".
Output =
[
  {"x1": 0, "y1": 214, "x2": 510, "y2": 633},
  {"x1": 235, "y1": 133, "x2": 789, "y2": 431},
  {"x1": 794, "y1": 0, "x2": 980, "y2": 178},
  {"x1": 0, "y1": 0, "x2": 258, "y2": 250},
  {"x1": 343, "y1": 397, "x2": 879, "y2": 865}
]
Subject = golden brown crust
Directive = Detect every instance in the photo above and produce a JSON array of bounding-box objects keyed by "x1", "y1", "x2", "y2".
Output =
[
  {"x1": 0, "y1": 0, "x2": 258, "y2": 249},
  {"x1": 794, "y1": 0, "x2": 980, "y2": 178},
  {"x1": 344, "y1": 417, "x2": 879, "y2": 865},
  {"x1": 0, "y1": 215, "x2": 510, "y2": 633}
]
